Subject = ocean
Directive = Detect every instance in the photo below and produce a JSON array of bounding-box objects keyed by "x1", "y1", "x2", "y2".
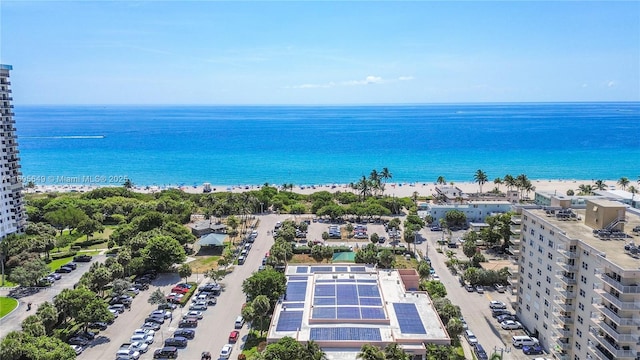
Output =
[{"x1": 13, "y1": 102, "x2": 640, "y2": 187}]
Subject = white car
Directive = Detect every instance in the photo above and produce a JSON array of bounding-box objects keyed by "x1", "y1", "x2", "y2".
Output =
[
  {"x1": 70, "y1": 345, "x2": 83, "y2": 355},
  {"x1": 183, "y1": 311, "x2": 204, "y2": 319},
  {"x1": 431, "y1": 274, "x2": 440, "y2": 281},
  {"x1": 130, "y1": 334, "x2": 154, "y2": 345},
  {"x1": 129, "y1": 341, "x2": 149, "y2": 353},
  {"x1": 149, "y1": 310, "x2": 172, "y2": 319},
  {"x1": 115, "y1": 349, "x2": 140, "y2": 360},
  {"x1": 489, "y1": 300, "x2": 506, "y2": 309},
  {"x1": 220, "y1": 344, "x2": 233, "y2": 359},
  {"x1": 500, "y1": 320, "x2": 522, "y2": 330},
  {"x1": 133, "y1": 328, "x2": 155, "y2": 337}
]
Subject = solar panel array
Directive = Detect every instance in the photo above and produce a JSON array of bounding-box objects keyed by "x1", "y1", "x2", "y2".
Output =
[
  {"x1": 285, "y1": 281, "x2": 308, "y2": 302},
  {"x1": 291, "y1": 265, "x2": 371, "y2": 273},
  {"x1": 312, "y1": 281, "x2": 386, "y2": 320},
  {"x1": 310, "y1": 327, "x2": 382, "y2": 341},
  {"x1": 393, "y1": 303, "x2": 426, "y2": 334},
  {"x1": 276, "y1": 311, "x2": 303, "y2": 331}
]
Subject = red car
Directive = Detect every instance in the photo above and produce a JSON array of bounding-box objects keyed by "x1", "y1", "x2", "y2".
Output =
[
  {"x1": 228, "y1": 331, "x2": 239, "y2": 343},
  {"x1": 171, "y1": 286, "x2": 189, "y2": 294}
]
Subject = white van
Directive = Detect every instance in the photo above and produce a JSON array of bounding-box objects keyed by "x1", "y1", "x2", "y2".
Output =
[
  {"x1": 238, "y1": 256, "x2": 246, "y2": 265},
  {"x1": 234, "y1": 316, "x2": 245, "y2": 329},
  {"x1": 512, "y1": 335, "x2": 538, "y2": 348}
]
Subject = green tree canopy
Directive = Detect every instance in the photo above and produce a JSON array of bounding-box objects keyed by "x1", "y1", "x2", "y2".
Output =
[
  {"x1": 242, "y1": 268, "x2": 286, "y2": 305},
  {"x1": 142, "y1": 235, "x2": 186, "y2": 272}
]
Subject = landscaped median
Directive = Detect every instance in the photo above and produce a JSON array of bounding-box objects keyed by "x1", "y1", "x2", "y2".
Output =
[{"x1": 0, "y1": 296, "x2": 19, "y2": 318}]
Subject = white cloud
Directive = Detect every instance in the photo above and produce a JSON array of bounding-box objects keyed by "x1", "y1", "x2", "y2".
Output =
[
  {"x1": 582, "y1": 83, "x2": 588, "y2": 88},
  {"x1": 290, "y1": 75, "x2": 413, "y2": 89},
  {"x1": 607, "y1": 80, "x2": 616, "y2": 87}
]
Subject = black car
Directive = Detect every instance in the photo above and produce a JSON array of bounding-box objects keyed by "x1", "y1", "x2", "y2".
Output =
[
  {"x1": 154, "y1": 346, "x2": 178, "y2": 359},
  {"x1": 164, "y1": 336, "x2": 187, "y2": 348},
  {"x1": 133, "y1": 282, "x2": 149, "y2": 290},
  {"x1": 173, "y1": 329, "x2": 195, "y2": 340},
  {"x1": 67, "y1": 337, "x2": 90, "y2": 346},
  {"x1": 88, "y1": 322, "x2": 108, "y2": 330},
  {"x1": 55, "y1": 267, "x2": 72, "y2": 273},
  {"x1": 64, "y1": 263, "x2": 77, "y2": 270},
  {"x1": 72, "y1": 331, "x2": 96, "y2": 341},
  {"x1": 178, "y1": 319, "x2": 197, "y2": 328},
  {"x1": 491, "y1": 309, "x2": 512, "y2": 318},
  {"x1": 73, "y1": 255, "x2": 92, "y2": 262},
  {"x1": 158, "y1": 303, "x2": 177, "y2": 311},
  {"x1": 145, "y1": 316, "x2": 165, "y2": 324}
]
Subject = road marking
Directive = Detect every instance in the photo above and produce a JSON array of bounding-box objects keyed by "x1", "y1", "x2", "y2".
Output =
[{"x1": 486, "y1": 293, "x2": 493, "y2": 301}]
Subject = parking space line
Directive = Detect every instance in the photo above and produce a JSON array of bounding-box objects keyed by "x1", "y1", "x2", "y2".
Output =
[{"x1": 485, "y1": 293, "x2": 493, "y2": 301}]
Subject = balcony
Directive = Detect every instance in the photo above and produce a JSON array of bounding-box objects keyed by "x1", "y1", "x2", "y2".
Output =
[
  {"x1": 557, "y1": 248, "x2": 578, "y2": 259},
  {"x1": 554, "y1": 327, "x2": 572, "y2": 337},
  {"x1": 510, "y1": 226, "x2": 521, "y2": 234},
  {"x1": 555, "y1": 339, "x2": 571, "y2": 350},
  {"x1": 596, "y1": 289, "x2": 640, "y2": 310},
  {"x1": 590, "y1": 330, "x2": 636, "y2": 360},
  {"x1": 558, "y1": 261, "x2": 577, "y2": 272},
  {"x1": 594, "y1": 303, "x2": 640, "y2": 327},
  {"x1": 556, "y1": 289, "x2": 576, "y2": 299},
  {"x1": 600, "y1": 273, "x2": 640, "y2": 294},
  {"x1": 509, "y1": 245, "x2": 520, "y2": 255},
  {"x1": 556, "y1": 272, "x2": 577, "y2": 286},
  {"x1": 598, "y1": 320, "x2": 639, "y2": 343},
  {"x1": 554, "y1": 301, "x2": 574, "y2": 312},
  {"x1": 554, "y1": 313, "x2": 572, "y2": 324}
]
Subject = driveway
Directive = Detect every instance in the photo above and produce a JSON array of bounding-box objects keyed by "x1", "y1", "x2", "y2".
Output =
[{"x1": 0, "y1": 254, "x2": 105, "y2": 339}]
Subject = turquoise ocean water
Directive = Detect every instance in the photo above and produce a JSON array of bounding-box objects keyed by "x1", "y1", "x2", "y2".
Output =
[{"x1": 14, "y1": 103, "x2": 640, "y2": 187}]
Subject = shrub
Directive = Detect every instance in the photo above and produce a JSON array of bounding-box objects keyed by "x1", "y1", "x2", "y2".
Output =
[
  {"x1": 292, "y1": 246, "x2": 311, "y2": 254},
  {"x1": 51, "y1": 251, "x2": 78, "y2": 260},
  {"x1": 178, "y1": 282, "x2": 198, "y2": 306},
  {"x1": 75, "y1": 238, "x2": 108, "y2": 248}
]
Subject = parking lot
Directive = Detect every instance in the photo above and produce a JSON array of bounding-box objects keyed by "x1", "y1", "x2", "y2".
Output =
[{"x1": 78, "y1": 214, "x2": 280, "y2": 360}]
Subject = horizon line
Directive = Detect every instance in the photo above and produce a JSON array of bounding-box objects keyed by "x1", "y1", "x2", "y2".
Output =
[{"x1": 13, "y1": 101, "x2": 640, "y2": 107}]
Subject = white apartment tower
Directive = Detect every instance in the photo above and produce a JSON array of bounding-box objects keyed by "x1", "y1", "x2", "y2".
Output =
[
  {"x1": 0, "y1": 64, "x2": 25, "y2": 239},
  {"x1": 514, "y1": 199, "x2": 640, "y2": 360}
]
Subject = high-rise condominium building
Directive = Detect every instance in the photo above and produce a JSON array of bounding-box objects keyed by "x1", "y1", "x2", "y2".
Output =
[
  {"x1": 0, "y1": 64, "x2": 25, "y2": 239},
  {"x1": 514, "y1": 199, "x2": 640, "y2": 360}
]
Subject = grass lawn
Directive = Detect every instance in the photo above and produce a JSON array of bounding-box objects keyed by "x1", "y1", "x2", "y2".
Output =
[
  {"x1": 0, "y1": 275, "x2": 17, "y2": 287},
  {"x1": 48, "y1": 256, "x2": 75, "y2": 271},
  {"x1": 0, "y1": 297, "x2": 18, "y2": 318},
  {"x1": 241, "y1": 330, "x2": 267, "y2": 359}
]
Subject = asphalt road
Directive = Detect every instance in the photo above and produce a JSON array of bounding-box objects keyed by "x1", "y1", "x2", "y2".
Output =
[
  {"x1": 415, "y1": 227, "x2": 543, "y2": 360},
  {"x1": 79, "y1": 214, "x2": 279, "y2": 360},
  {"x1": 0, "y1": 254, "x2": 105, "y2": 339}
]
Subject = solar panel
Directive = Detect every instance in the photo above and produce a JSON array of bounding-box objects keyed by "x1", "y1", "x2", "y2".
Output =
[
  {"x1": 310, "y1": 327, "x2": 382, "y2": 341},
  {"x1": 337, "y1": 306, "x2": 360, "y2": 319},
  {"x1": 393, "y1": 303, "x2": 426, "y2": 334},
  {"x1": 359, "y1": 297, "x2": 382, "y2": 306},
  {"x1": 351, "y1": 266, "x2": 366, "y2": 272},
  {"x1": 316, "y1": 279, "x2": 335, "y2": 283},
  {"x1": 360, "y1": 307, "x2": 386, "y2": 319},
  {"x1": 312, "y1": 307, "x2": 336, "y2": 319},
  {"x1": 289, "y1": 276, "x2": 307, "y2": 281},
  {"x1": 276, "y1": 311, "x2": 303, "y2": 331},
  {"x1": 295, "y1": 267, "x2": 308, "y2": 273},
  {"x1": 286, "y1": 281, "x2": 308, "y2": 301},
  {"x1": 335, "y1": 266, "x2": 348, "y2": 272},
  {"x1": 313, "y1": 297, "x2": 335, "y2": 306},
  {"x1": 357, "y1": 279, "x2": 378, "y2": 283},
  {"x1": 336, "y1": 284, "x2": 359, "y2": 305},
  {"x1": 357, "y1": 284, "x2": 380, "y2": 297},
  {"x1": 311, "y1": 266, "x2": 332, "y2": 273},
  {"x1": 283, "y1": 302, "x2": 305, "y2": 309},
  {"x1": 315, "y1": 284, "x2": 335, "y2": 297}
]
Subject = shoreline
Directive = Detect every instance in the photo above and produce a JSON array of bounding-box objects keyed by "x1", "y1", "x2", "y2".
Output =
[{"x1": 25, "y1": 178, "x2": 627, "y2": 199}]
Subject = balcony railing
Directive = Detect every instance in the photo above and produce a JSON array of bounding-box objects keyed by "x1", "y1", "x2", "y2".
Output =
[
  {"x1": 554, "y1": 313, "x2": 572, "y2": 323},
  {"x1": 600, "y1": 273, "x2": 640, "y2": 294},
  {"x1": 558, "y1": 262, "x2": 577, "y2": 272},
  {"x1": 594, "y1": 303, "x2": 640, "y2": 327},
  {"x1": 596, "y1": 289, "x2": 640, "y2": 310},
  {"x1": 556, "y1": 289, "x2": 576, "y2": 299},
  {"x1": 509, "y1": 245, "x2": 520, "y2": 255},
  {"x1": 589, "y1": 330, "x2": 636, "y2": 359},
  {"x1": 598, "y1": 320, "x2": 639, "y2": 343},
  {"x1": 554, "y1": 301, "x2": 574, "y2": 311},
  {"x1": 556, "y1": 272, "x2": 577, "y2": 285},
  {"x1": 557, "y1": 248, "x2": 578, "y2": 259}
]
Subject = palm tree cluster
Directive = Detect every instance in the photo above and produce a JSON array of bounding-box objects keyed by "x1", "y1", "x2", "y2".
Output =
[
  {"x1": 502, "y1": 173, "x2": 535, "y2": 199},
  {"x1": 357, "y1": 343, "x2": 409, "y2": 360},
  {"x1": 350, "y1": 168, "x2": 392, "y2": 200}
]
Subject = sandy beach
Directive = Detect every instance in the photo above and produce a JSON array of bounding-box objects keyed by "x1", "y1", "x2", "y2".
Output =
[{"x1": 29, "y1": 179, "x2": 626, "y2": 199}]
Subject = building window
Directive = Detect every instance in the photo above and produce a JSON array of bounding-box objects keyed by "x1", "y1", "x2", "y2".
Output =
[
  {"x1": 581, "y1": 275, "x2": 587, "y2": 284},
  {"x1": 547, "y1": 264, "x2": 552, "y2": 272},
  {"x1": 528, "y1": 273, "x2": 532, "y2": 280},
  {"x1": 535, "y1": 291, "x2": 540, "y2": 298},
  {"x1": 579, "y1": 289, "x2": 585, "y2": 297},
  {"x1": 578, "y1": 303, "x2": 584, "y2": 311},
  {"x1": 582, "y1": 262, "x2": 589, "y2": 270},
  {"x1": 536, "y1": 281, "x2": 541, "y2": 287},
  {"x1": 544, "y1": 310, "x2": 549, "y2": 318},
  {"x1": 550, "y1": 230, "x2": 554, "y2": 235},
  {"x1": 544, "y1": 299, "x2": 549, "y2": 306},
  {"x1": 526, "y1": 304, "x2": 530, "y2": 311},
  {"x1": 547, "y1": 253, "x2": 553, "y2": 260},
  {"x1": 577, "y1": 329, "x2": 582, "y2": 338},
  {"x1": 545, "y1": 288, "x2": 550, "y2": 295},
  {"x1": 546, "y1": 276, "x2": 551, "y2": 284},
  {"x1": 538, "y1": 246, "x2": 543, "y2": 254},
  {"x1": 577, "y1": 315, "x2": 583, "y2": 324},
  {"x1": 537, "y1": 269, "x2": 542, "y2": 276},
  {"x1": 534, "y1": 313, "x2": 539, "y2": 320},
  {"x1": 548, "y1": 240, "x2": 554, "y2": 248},
  {"x1": 539, "y1": 234, "x2": 544, "y2": 241},
  {"x1": 530, "y1": 229, "x2": 535, "y2": 235},
  {"x1": 529, "y1": 262, "x2": 533, "y2": 268},
  {"x1": 575, "y1": 342, "x2": 581, "y2": 351}
]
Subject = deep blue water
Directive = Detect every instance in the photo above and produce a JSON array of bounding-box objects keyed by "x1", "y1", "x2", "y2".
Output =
[{"x1": 13, "y1": 103, "x2": 640, "y2": 186}]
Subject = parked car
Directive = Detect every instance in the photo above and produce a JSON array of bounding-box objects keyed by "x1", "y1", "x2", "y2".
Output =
[
  {"x1": 496, "y1": 314, "x2": 518, "y2": 323},
  {"x1": 465, "y1": 284, "x2": 474, "y2": 292},
  {"x1": 144, "y1": 316, "x2": 165, "y2": 324},
  {"x1": 72, "y1": 330, "x2": 96, "y2": 341},
  {"x1": 153, "y1": 346, "x2": 178, "y2": 359},
  {"x1": 183, "y1": 311, "x2": 203, "y2": 319},
  {"x1": 115, "y1": 349, "x2": 140, "y2": 360},
  {"x1": 70, "y1": 344, "x2": 83, "y2": 355},
  {"x1": 141, "y1": 322, "x2": 161, "y2": 331},
  {"x1": 48, "y1": 273, "x2": 62, "y2": 280},
  {"x1": 130, "y1": 334, "x2": 154, "y2": 345},
  {"x1": 464, "y1": 330, "x2": 478, "y2": 345},
  {"x1": 489, "y1": 301, "x2": 507, "y2": 309},
  {"x1": 474, "y1": 344, "x2": 489, "y2": 360},
  {"x1": 133, "y1": 282, "x2": 149, "y2": 291},
  {"x1": 133, "y1": 328, "x2": 155, "y2": 337},
  {"x1": 501, "y1": 320, "x2": 523, "y2": 330},
  {"x1": 128, "y1": 341, "x2": 149, "y2": 354},
  {"x1": 88, "y1": 322, "x2": 108, "y2": 330},
  {"x1": 64, "y1": 263, "x2": 77, "y2": 270},
  {"x1": 228, "y1": 330, "x2": 240, "y2": 343},
  {"x1": 55, "y1": 267, "x2": 72, "y2": 273},
  {"x1": 178, "y1": 319, "x2": 198, "y2": 328},
  {"x1": 523, "y1": 345, "x2": 544, "y2": 355},
  {"x1": 158, "y1": 303, "x2": 177, "y2": 311},
  {"x1": 150, "y1": 310, "x2": 172, "y2": 319},
  {"x1": 494, "y1": 284, "x2": 506, "y2": 293},
  {"x1": 491, "y1": 309, "x2": 512, "y2": 318},
  {"x1": 189, "y1": 302, "x2": 208, "y2": 311},
  {"x1": 220, "y1": 344, "x2": 233, "y2": 359},
  {"x1": 476, "y1": 285, "x2": 484, "y2": 293},
  {"x1": 173, "y1": 329, "x2": 195, "y2": 340},
  {"x1": 108, "y1": 304, "x2": 126, "y2": 313},
  {"x1": 164, "y1": 336, "x2": 188, "y2": 348},
  {"x1": 73, "y1": 254, "x2": 92, "y2": 262},
  {"x1": 67, "y1": 337, "x2": 89, "y2": 346}
]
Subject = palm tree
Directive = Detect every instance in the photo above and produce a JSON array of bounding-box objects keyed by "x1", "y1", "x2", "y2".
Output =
[
  {"x1": 628, "y1": 185, "x2": 637, "y2": 202},
  {"x1": 436, "y1": 176, "x2": 446, "y2": 185},
  {"x1": 123, "y1": 178, "x2": 133, "y2": 189},
  {"x1": 380, "y1": 167, "x2": 392, "y2": 195},
  {"x1": 303, "y1": 340, "x2": 327, "y2": 360},
  {"x1": 503, "y1": 174, "x2": 516, "y2": 191},
  {"x1": 369, "y1": 169, "x2": 381, "y2": 196},
  {"x1": 383, "y1": 343, "x2": 409, "y2": 360},
  {"x1": 578, "y1": 184, "x2": 594, "y2": 195},
  {"x1": 493, "y1": 177, "x2": 503, "y2": 191},
  {"x1": 357, "y1": 344, "x2": 385, "y2": 360},
  {"x1": 515, "y1": 174, "x2": 530, "y2": 200},
  {"x1": 618, "y1": 177, "x2": 630, "y2": 190},
  {"x1": 594, "y1": 179, "x2": 606, "y2": 190},
  {"x1": 474, "y1": 169, "x2": 488, "y2": 193},
  {"x1": 356, "y1": 175, "x2": 371, "y2": 201}
]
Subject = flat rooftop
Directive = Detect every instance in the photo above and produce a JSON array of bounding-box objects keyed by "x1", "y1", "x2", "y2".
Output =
[
  {"x1": 267, "y1": 264, "x2": 449, "y2": 358},
  {"x1": 527, "y1": 207, "x2": 640, "y2": 270}
]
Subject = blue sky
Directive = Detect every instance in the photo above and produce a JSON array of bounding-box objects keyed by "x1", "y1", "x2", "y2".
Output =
[{"x1": 1, "y1": 1, "x2": 638, "y2": 105}]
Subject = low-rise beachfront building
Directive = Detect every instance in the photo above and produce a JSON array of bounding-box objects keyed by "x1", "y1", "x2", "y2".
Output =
[
  {"x1": 594, "y1": 190, "x2": 640, "y2": 210},
  {"x1": 513, "y1": 199, "x2": 640, "y2": 360},
  {"x1": 534, "y1": 191, "x2": 604, "y2": 208},
  {"x1": 0, "y1": 64, "x2": 25, "y2": 240},
  {"x1": 189, "y1": 220, "x2": 227, "y2": 237},
  {"x1": 433, "y1": 185, "x2": 468, "y2": 203},
  {"x1": 267, "y1": 264, "x2": 450, "y2": 359},
  {"x1": 418, "y1": 201, "x2": 512, "y2": 224}
]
